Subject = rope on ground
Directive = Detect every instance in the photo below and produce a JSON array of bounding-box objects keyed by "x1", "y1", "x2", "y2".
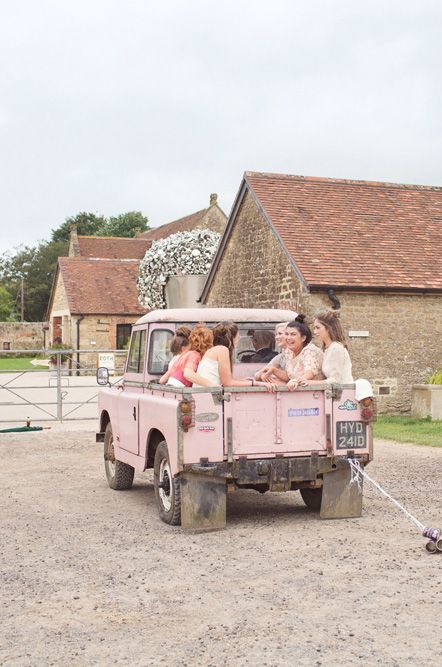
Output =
[{"x1": 348, "y1": 458, "x2": 426, "y2": 532}]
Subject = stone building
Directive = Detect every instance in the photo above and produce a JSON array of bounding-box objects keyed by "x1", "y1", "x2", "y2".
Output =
[
  {"x1": 47, "y1": 231, "x2": 151, "y2": 354},
  {"x1": 137, "y1": 193, "x2": 227, "y2": 241},
  {"x1": 201, "y1": 172, "x2": 442, "y2": 413},
  {"x1": 47, "y1": 194, "x2": 228, "y2": 351}
]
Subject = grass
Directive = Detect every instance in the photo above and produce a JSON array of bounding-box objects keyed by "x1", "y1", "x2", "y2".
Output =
[
  {"x1": 374, "y1": 415, "x2": 442, "y2": 447},
  {"x1": 0, "y1": 357, "x2": 49, "y2": 371}
]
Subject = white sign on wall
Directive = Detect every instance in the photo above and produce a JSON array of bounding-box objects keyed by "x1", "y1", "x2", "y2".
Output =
[{"x1": 98, "y1": 353, "x2": 115, "y2": 371}]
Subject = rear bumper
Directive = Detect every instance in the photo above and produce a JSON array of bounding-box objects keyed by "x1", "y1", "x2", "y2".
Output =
[{"x1": 183, "y1": 453, "x2": 369, "y2": 491}]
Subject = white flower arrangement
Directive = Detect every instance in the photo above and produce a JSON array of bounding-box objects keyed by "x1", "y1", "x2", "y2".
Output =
[{"x1": 137, "y1": 228, "x2": 221, "y2": 309}]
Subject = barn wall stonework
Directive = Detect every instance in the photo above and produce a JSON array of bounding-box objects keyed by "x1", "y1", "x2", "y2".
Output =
[
  {"x1": 205, "y1": 189, "x2": 442, "y2": 413},
  {"x1": 206, "y1": 191, "x2": 303, "y2": 309},
  {"x1": 0, "y1": 323, "x2": 45, "y2": 350}
]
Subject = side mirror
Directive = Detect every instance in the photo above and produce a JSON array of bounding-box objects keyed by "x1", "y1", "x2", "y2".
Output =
[{"x1": 96, "y1": 366, "x2": 110, "y2": 386}]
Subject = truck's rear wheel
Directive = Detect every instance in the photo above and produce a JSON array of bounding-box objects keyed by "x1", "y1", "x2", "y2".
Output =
[
  {"x1": 154, "y1": 441, "x2": 181, "y2": 525},
  {"x1": 300, "y1": 487, "x2": 322, "y2": 511},
  {"x1": 104, "y1": 422, "x2": 134, "y2": 490}
]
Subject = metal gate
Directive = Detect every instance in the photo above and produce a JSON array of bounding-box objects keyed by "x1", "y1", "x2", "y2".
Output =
[{"x1": 0, "y1": 349, "x2": 126, "y2": 423}]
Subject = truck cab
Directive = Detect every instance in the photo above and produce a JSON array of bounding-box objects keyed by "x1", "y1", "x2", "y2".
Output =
[{"x1": 96, "y1": 308, "x2": 375, "y2": 530}]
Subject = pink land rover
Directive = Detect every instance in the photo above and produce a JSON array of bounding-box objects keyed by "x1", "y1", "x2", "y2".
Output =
[{"x1": 96, "y1": 308, "x2": 375, "y2": 530}]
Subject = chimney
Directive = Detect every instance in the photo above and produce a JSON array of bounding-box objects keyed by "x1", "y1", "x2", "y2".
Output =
[
  {"x1": 69, "y1": 224, "x2": 80, "y2": 257},
  {"x1": 210, "y1": 193, "x2": 218, "y2": 207}
]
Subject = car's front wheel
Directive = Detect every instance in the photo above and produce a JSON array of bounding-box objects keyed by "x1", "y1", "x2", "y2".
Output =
[
  {"x1": 104, "y1": 422, "x2": 134, "y2": 490},
  {"x1": 154, "y1": 441, "x2": 181, "y2": 525}
]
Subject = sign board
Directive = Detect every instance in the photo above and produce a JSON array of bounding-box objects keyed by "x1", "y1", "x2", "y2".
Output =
[{"x1": 98, "y1": 352, "x2": 115, "y2": 372}]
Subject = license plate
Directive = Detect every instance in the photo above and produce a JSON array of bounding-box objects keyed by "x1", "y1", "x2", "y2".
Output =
[{"x1": 336, "y1": 421, "x2": 367, "y2": 449}]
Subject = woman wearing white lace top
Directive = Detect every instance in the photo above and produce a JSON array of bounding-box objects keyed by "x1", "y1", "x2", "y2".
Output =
[{"x1": 300, "y1": 310, "x2": 353, "y2": 385}]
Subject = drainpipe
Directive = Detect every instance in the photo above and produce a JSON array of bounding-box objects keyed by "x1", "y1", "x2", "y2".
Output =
[
  {"x1": 327, "y1": 288, "x2": 341, "y2": 310},
  {"x1": 76, "y1": 315, "x2": 85, "y2": 376}
]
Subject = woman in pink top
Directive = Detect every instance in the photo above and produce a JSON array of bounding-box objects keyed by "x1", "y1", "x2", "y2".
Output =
[{"x1": 160, "y1": 325, "x2": 213, "y2": 388}]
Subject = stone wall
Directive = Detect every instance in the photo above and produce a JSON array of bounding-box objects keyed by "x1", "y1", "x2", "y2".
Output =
[
  {"x1": 72, "y1": 315, "x2": 139, "y2": 350},
  {"x1": 51, "y1": 273, "x2": 69, "y2": 312},
  {"x1": 205, "y1": 189, "x2": 442, "y2": 413},
  {"x1": 65, "y1": 314, "x2": 138, "y2": 370},
  {"x1": 206, "y1": 190, "x2": 300, "y2": 308},
  {"x1": 201, "y1": 204, "x2": 229, "y2": 235},
  {"x1": 0, "y1": 322, "x2": 46, "y2": 351}
]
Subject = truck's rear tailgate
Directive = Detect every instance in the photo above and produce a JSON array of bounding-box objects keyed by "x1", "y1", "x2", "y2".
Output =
[
  {"x1": 225, "y1": 388, "x2": 331, "y2": 457},
  {"x1": 332, "y1": 387, "x2": 370, "y2": 456}
]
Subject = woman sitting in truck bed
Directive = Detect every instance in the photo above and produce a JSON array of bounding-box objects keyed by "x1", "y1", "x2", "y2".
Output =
[
  {"x1": 261, "y1": 315, "x2": 323, "y2": 389},
  {"x1": 298, "y1": 310, "x2": 353, "y2": 386},
  {"x1": 255, "y1": 321, "x2": 290, "y2": 382},
  {"x1": 159, "y1": 324, "x2": 213, "y2": 388},
  {"x1": 166, "y1": 325, "x2": 191, "y2": 371},
  {"x1": 185, "y1": 322, "x2": 267, "y2": 389}
]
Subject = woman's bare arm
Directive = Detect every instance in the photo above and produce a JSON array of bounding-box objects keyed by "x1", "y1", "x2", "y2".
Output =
[
  {"x1": 267, "y1": 367, "x2": 289, "y2": 382},
  {"x1": 183, "y1": 367, "x2": 213, "y2": 386},
  {"x1": 159, "y1": 370, "x2": 171, "y2": 384},
  {"x1": 288, "y1": 370, "x2": 316, "y2": 390},
  {"x1": 218, "y1": 348, "x2": 261, "y2": 387}
]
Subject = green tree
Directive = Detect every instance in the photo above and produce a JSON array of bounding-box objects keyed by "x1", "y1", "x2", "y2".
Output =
[
  {"x1": 0, "y1": 284, "x2": 15, "y2": 321},
  {"x1": 51, "y1": 212, "x2": 107, "y2": 243},
  {"x1": 0, "y1": 240, "x2": 68, "y2": 321},
  {"x1": 100, "y1": 211, "x2": 149, "y2": 237}
]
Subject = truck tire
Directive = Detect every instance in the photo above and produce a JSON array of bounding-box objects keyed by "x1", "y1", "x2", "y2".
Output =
[
  {"x1": 104, "y1": 422, "x2": 134, "y2": 490},
  {"x1": 300, "y1": 487, "x2": 322, "y2": 511},
  {"x1": 154, "y1": 441, "x2": 181, "y2": 525}
]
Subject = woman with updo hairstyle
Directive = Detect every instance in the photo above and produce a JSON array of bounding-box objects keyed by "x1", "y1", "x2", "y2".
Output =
[
  {"x1": 308, "y1": 309, "x2": 353, "y2": 385},
  {"x1": 160, "y1": 324, "x2": 213, "y2": 388},
  {"x1": 184, "y1": 321, "x2": 267, "y2": 388},
  {"x1": 282, "y1": 314, "x2": 324, "y2": 390},
  {"x1": 167, "y1": 325, "x2": 191, "y2": 369}
]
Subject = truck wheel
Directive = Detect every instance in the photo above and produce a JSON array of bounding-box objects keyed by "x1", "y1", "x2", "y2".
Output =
[
  {"x1": 300, "y1": 487, "x2": 322, "y2": 511},
  {"x1": 154, "y1": 441, "x2": 181, "y2": 525},
  {"x1": 104, "y1": 422, "x2": 134, "y2": 490}
]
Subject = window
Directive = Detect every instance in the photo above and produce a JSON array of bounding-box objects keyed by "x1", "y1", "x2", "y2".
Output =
[
  {"x1": 126, "y1": 330, "x2": 147, "y2": 374},
  {"x1": 148, "y1": 329, "x2": 173, "y2": 374},
  {"x1": 116, "y1": 323, "x2": 133, "y2": 350},
  {"x1": 235, "y1": 325, "x2": 277, "y2": 363}
]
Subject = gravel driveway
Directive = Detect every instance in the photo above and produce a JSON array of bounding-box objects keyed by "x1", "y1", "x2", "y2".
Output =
[{"x1": 1, "y1": 429, "x2": 441, "y2": 666}]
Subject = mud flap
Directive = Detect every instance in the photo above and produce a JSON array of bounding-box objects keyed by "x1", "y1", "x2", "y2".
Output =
[
  {"x1": 320, "y1": 467, "x2": 363, "y2": 519},
  {"x1": 180, "y1": 473, "x2": 226, "y2": 531}
]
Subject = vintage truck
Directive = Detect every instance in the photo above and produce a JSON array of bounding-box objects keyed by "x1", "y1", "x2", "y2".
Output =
[{"x1": 96, "y1": 308, "x2": 375, "y2": 530}]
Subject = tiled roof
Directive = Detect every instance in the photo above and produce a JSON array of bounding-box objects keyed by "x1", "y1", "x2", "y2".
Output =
[
  {"x1": 58, "y1": 258, "x2": 145, "y2": 315},
  {"x1": 138, "y1": 209, "x2": 208, "y2": 241},
  {"x1": 76, "y1": 236, "x2": 151, "y2": 259},
  {"x1": 245, "y1": 172, "x2": 442, "y2": 290}
]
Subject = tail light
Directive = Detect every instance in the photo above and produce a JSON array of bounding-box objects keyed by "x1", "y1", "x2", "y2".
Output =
[
  {"x1": 178, "y1": 399, "x2": 195, "y2": 432},
  {"x1": 359, "y1": 396, "x2": 376, "y2": 423}
]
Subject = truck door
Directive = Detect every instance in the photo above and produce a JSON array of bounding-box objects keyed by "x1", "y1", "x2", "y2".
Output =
[{"x1": 116, "y1": 328, "x2": 147, "y2": 456}]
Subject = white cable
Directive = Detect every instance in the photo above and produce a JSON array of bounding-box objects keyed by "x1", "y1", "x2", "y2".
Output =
[{"x1": 348, "y1": 459, "x2": 426, "y2": 532}]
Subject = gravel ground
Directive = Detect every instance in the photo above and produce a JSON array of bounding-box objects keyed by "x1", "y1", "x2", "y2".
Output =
[{"x1": 1, "y1": 429, "x2": 441, "y2": 667}]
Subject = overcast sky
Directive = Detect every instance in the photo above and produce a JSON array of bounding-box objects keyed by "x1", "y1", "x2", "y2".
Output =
[{"x1": 1, "y1": 0, "x2": 441, "y2": 255}]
